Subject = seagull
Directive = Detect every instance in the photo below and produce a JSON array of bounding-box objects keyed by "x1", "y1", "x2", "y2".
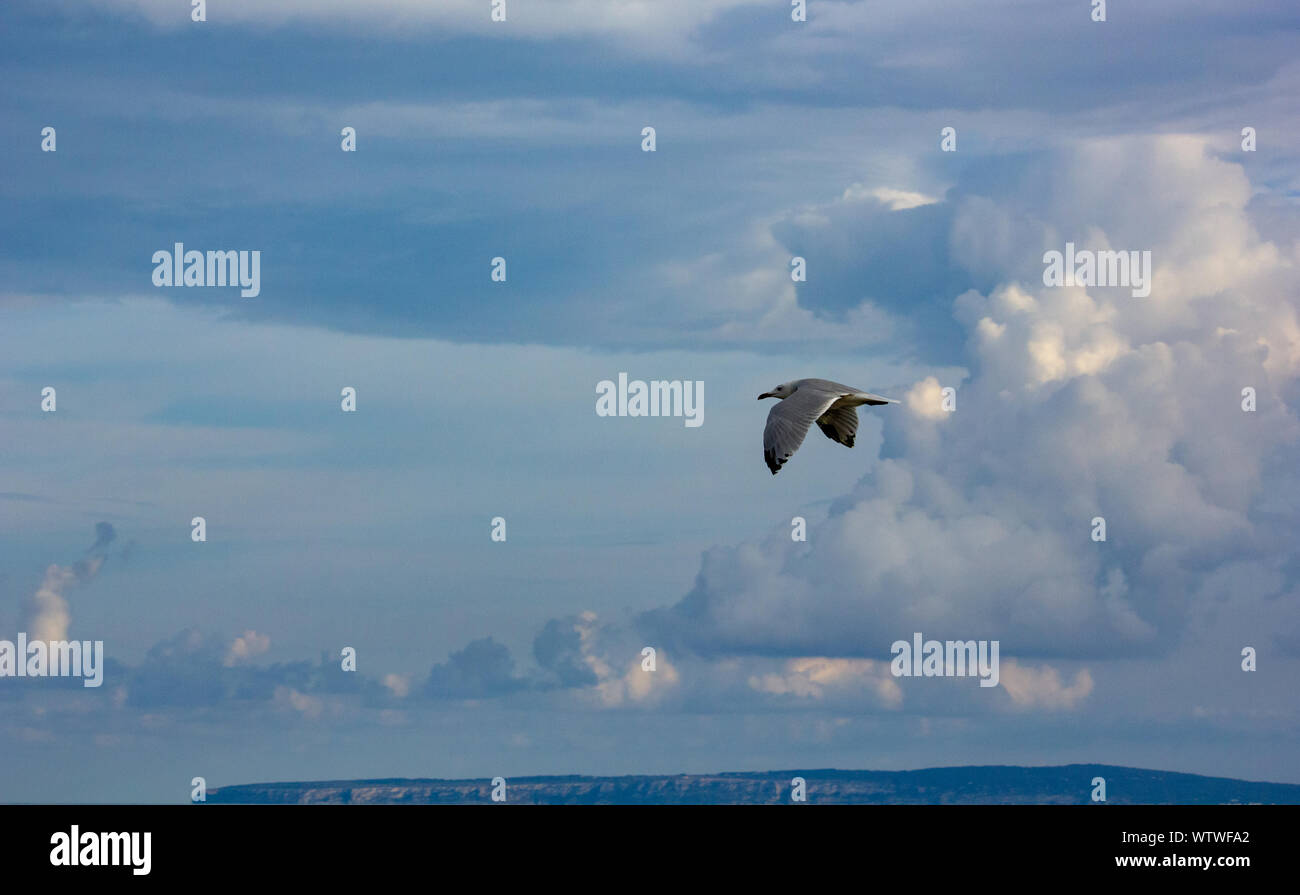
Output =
[{"x1": 758, "y1": 379, "x2": 899, "y2": 474}]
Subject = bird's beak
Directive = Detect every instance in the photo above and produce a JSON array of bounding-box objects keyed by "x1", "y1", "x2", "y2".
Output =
[{"x1": 758, "y1": 392, "x2": 773, "y2": 400}]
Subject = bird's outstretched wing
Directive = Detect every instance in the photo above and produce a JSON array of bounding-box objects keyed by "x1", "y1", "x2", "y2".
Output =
[
  {"x1": 856, "y1": 393, "x2": 896, "y2": 406},
  {"x1": 803, "y1": 379, "x2": 895, "y2": 406},
  {"x1": 763, "y1": 386, "x2": 845, "y2": 474},
  {"x1": 816, "y1": 405, "x2": 859, "y2": 448}
]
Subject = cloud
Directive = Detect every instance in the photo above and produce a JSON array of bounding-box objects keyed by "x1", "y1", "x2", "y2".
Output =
[
  {"x1": 760, "y1": 183, "x2": 975, "y2": 359},
  {"x1": 382, "y1": 673, "x2": 412, "y2": 699},
  {"x1": 22, "y1": 565, "x2": 80, "y2": 643},
  {"x1": 998, "y1": 661, "x2": 1094, "y2": 710},
  {"x1": 89, "y1": 522, "x2": 117, "y2": 553},
  {"x1": 533, "y1": 615, "x2": 599, "y2": 688},
  {"x1": 592, "y1": 649, "x2": 680, "y2": 708},
  {"x1": 224, "y1": 630, "x2": 271, "y2": 667},
  {"x1": 122, "y1": 630, "x2": 369, "y2": 708},
  {"x1": 844, "y1": 185, "x2": 940, "y2": 211},
  {"x1": 80, "y1": 0, "x2": 764, "y2": 52},
  {"x1": 9, "y1": 137, "x2": 1294, "y2": 732},
  {"x1": 531, "y1": 611, "x2": 681, "y2": 707},
  {"x1": 19, "y1": 523, "x2": 115, "y2": 642},
  {"x1": 273, "y1": 685, "x2": 326, "y2": 719},
  {"x1": 125, "y1": 628, "x2": 228, "y2": 706},
  {"x1": 641, "y1": 135, "x2": 1300, "y2": 668},
  {"x1": 904, "y1": 375, "x2": 950, "y2": 422},
  {"x1": 424, "y1": 637, "x2": 528, "y2": 700},
  {"x1": 748, "y1": 657, "x2": 902, "y2": 707}
]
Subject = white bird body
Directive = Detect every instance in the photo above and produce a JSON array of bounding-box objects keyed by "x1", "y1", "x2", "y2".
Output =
[{"x1": 757, "y1": 378, "x2": 899, "y2": 474}]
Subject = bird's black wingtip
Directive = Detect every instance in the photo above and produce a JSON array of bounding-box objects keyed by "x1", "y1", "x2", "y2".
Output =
[{"x1": 764, "y1": 449, "x2": 782, "y2": 475}]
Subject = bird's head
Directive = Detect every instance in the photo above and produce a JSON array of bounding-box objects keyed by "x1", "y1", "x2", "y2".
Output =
[{"x1": 758, "y1": 382, "x2": 795, "y2": 400}]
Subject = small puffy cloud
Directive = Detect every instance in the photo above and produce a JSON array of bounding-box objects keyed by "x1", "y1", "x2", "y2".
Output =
[
  {"x1": 999, "y1": 661, "x2": 1094, "y2": 710},
  {"x1": 748, "y1": 657, "x2": 902, "y2": 708},
  {"x1": 593, "y1": 651, "x2": 680, "y2": 708},
  {"x1": 224, "y1": 630, "x2": 271, "y2": 667},
  {"x1": 19, "y1": 524, "x2": 114, "y2": 643},
  {"x1": 905, "y1": 376, "x2": 949, "y2": 421},
  {"x1": 273, "y1": 686, "x2": 324, "y2": 719},
  {"x1": 424, "y1": 637, "x2": 528, "y2": 700},
  {"x1": 531, "y1": 612, "x2": 682, "y2": 708},
  {"x1": 533, "y1": 615, "x2": 600, "y2": 688},
  {"x1": 841, "y1": 185, "x2": 940, "y2": 211},
  {"x1": 22, "y1": 565, "x2": 78, "y2": 644},
  {"x1": 574, "y1": 614, "x2": 680, "y2": 707},
  {"x1": 382, "y1": 673, "x2": 412, "y2": 699}
]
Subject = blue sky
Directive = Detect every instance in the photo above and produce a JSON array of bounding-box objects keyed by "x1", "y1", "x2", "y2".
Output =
[{"x1": 2, "y1": 0, "x2": 1299, "y2": 802}]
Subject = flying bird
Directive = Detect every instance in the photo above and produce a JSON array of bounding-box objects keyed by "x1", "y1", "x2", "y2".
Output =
[{"x1": 758, "y1": 378, "x2": 899, "y2": 474}]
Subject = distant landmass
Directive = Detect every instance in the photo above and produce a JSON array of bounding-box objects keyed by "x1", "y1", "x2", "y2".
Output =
[{"x1": 207, "y1": 764, "x2": 1300, "y2": 805}]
